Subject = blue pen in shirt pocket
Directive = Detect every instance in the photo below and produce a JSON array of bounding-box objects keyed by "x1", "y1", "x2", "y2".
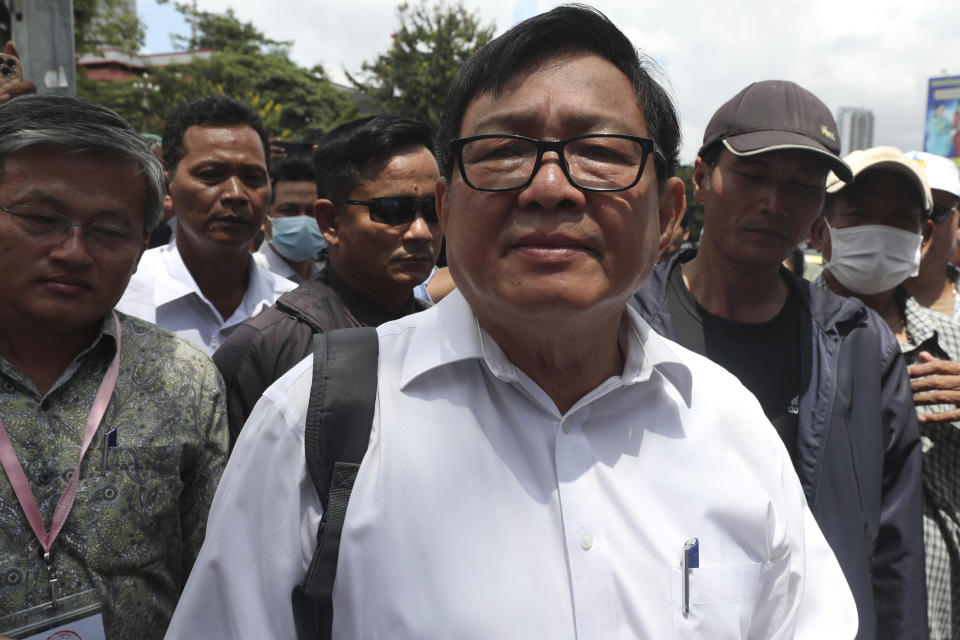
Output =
[
  {"x1": 681, "y1": 537, "x2": 699, "y2": 616},
  {"x1": 101, "y1": 427, "x2": 117, "y2": 472}
]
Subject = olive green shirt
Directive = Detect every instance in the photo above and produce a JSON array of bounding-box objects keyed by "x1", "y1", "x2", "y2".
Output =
[{"x1": 0, "y1": 312, "x2": 228, "y2": 639}]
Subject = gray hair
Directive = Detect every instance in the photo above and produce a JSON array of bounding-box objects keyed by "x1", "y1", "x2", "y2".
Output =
[{"x1": 0, "y1": 94, "x2": 165, "y2": 231}]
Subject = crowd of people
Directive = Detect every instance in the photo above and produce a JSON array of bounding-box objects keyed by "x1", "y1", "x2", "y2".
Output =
[{"x1": 0, "y1": 4, "x2": 959, "y2": 639}]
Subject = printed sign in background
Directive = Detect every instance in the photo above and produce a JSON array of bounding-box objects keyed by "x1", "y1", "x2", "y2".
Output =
[{"x1": 925, "y1": 75, "x2": 960, "y2": 164}]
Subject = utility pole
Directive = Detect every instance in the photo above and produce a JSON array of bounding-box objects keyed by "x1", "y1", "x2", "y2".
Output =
[{"x1": 8, "y1": 0, "x2": 76, "y2": 95}]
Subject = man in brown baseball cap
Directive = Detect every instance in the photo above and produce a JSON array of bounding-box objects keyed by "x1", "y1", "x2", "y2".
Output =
[{"x1": 633, "y1": 80, "x2": 926, "y2": 639}]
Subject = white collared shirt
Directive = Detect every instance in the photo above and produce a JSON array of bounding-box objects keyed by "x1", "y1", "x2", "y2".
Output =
[
  {"x1": 252, "y1": 241, "x2": 320, "y2": 285},
  {"x1": 117, "y1": 243, "x2": 296, "y2": 355},
  {"x1": 166, "y1": 290, "x2": 857, "y2": 639}
]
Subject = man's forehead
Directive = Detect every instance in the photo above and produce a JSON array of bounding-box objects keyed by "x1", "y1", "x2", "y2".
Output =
[
  {"x1": 460, "y1": 55, "x2": 646, "y2": 137},
  {"x1": 838, "y1": 169, "x2": 925, "y2": 207},
  {"x1": 182, "y1": 125, "x2": 266, "y2": 160},
  {"x1": 724, "y1": 148, "x2": 830, "y2": 177}
]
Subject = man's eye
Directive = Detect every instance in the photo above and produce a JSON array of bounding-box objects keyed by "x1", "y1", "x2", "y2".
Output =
[
  {"x1": 194, "y1": 169, "x2": 222, "y2": 182},
  {"x1": 88, "y1": 225, "x2": 133, "y2": 241},
  {"x1": 14, "y1": 211, "x2": 61, "y2": 227},
  {"x1": 243, "y1": 173, "x2": 268, "y2": 187}
]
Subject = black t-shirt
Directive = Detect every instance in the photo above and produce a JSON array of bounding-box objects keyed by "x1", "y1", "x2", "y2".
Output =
[{"x1": 666, "y1": 264, "x2": 802, "y2": 463}]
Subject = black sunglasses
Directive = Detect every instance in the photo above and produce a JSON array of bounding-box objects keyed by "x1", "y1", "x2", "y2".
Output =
[
  {"x1": 931, "y1": 202, "x2": 958, "y2": 225},
  {"x1": 337, "y1": 196, "x2": 438, "y2": 226}
]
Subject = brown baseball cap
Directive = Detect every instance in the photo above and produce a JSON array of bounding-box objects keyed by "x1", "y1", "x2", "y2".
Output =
[{"x1": 699, "y1": 80, "x2": 853, "y2": 182}]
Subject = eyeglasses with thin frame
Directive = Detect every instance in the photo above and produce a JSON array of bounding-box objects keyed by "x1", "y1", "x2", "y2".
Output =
[
  {"x1": 336, "y1": 196, "x2": 438, "y2": 226},
  {"x1": 931, "y1": 202, "x2": 959, "y2": 225},
  {"x1": 0, "y1": 203, "x2": 145, "y2": 258},
  {"x1": 449, "y1": 133, "x2": 664, "y2": 192}
]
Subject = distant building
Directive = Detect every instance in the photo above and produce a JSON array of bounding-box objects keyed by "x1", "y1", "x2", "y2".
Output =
[
  {"x1": 837, "y1": 107, "x2": 875, "y2": 156},
  {"x1": 78, "y1": 46, "x2": 213, "y2": 82}
]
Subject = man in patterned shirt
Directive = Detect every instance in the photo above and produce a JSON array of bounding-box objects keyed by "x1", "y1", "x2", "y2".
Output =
[
  {"x1": 0, "y1": 95, "x2": 228, "y2": 639},
  {"x1": 810, "y1": 145, "x2": 960, "y2": 639}
]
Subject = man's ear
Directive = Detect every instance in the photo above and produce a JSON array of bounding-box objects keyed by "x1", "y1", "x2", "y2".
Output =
[
  {"x1": 919, "y1": 218, "x2": 935, "y2": 261},
  {"x1": 436, "y1": 177, "x2": 450, "y2": 234},
  {"x1": 162, "y1": 170, "x2": 174, "y2": 219},
  {"x1": 810, "y1": 216, "x2": 830, "y2": 259},
  {"x1": 314, "y1": 198, "x2": 340, "y2": 246},
  {"x1": 692, "y1": 156, "x2": 710, "y2": 202},
  {"x1": 657, "y1": 176, "x2": 686, "y2": 257}
]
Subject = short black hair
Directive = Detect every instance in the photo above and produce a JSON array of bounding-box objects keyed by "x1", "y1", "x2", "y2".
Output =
[
  {"x1": 269, "y1": 155, "x2": 315, "y2": 201},
  {"x1": 437, "y1": 4, "x2": 681, "y2": 189},
  {"x1": 313, "y1": 115, "x2": 435, "y2": 202},
  {"x1": 162, "y1": 95, "x2": 270, "y2": 175}
]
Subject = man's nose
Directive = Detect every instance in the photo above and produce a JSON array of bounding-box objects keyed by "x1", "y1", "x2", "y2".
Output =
[
  {"x1": 49, "y1": 225, "x2": 95, "y2": 264},
  {"x1": 403, "y1": 213, "x2": 436, "y2": 244},
  {"x1": 517, "y1": 152, "x2": 586, "y2": 210},
  {"x1": 221, "y1": 175, "x2": 248, "y2": 199}
]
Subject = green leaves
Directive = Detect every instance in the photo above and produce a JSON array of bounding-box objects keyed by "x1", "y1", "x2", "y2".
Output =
[
  {"x1": 348, "y1": 1, "x2": 495, "y2": 126},
  {"x1": 77, "y1": 4, "x2": 357, "y2": 141}
]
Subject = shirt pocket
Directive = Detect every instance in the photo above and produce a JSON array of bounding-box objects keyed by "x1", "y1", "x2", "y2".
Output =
[
  {"x1": 670, "y1": 562, "x2": 771, "y2": 640},
  {"x1": 73, "y1": 445, "x2": 184, "y2": 572}
]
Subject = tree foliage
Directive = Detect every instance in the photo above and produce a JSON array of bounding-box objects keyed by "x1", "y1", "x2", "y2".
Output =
[
  {"x1": 165, "y1": 3, "x2": 292, "y2": 56},
  {"x1": 76, "y1": 3, "x2": 357, "y2": 139},
  {"x1": 348, "y1": 1, "x2": 495, "y2": 125},
  {"x1": 74, "y1": 0, "x2": 144, "y2": 56},
  {"x1": 675, "y1": 164, "x2": 704, "y2": 241}
]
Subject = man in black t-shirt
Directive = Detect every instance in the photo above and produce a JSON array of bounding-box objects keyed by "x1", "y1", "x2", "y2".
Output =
[{"x1": 632, "y1": 81, "x2": 926, "y2": 640}]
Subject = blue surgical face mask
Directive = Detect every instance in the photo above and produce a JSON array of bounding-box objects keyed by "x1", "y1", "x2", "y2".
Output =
[{"x1": 268, "y1": 215, "x2": 327, "y2": 262}]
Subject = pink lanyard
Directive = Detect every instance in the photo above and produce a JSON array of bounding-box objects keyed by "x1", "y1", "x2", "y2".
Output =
[{"x1": 0, "y1": 313, "x2": 122, "y2": 555}]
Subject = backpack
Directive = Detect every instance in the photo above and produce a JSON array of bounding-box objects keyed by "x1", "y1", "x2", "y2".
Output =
[{"x1": 291, "y1": 327, "x2": 379, "y2": 640}]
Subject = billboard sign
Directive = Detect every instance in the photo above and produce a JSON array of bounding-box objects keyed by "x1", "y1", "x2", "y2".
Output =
[{"x1": 925, "y1": 75, "x2": 960, "y2": 159}]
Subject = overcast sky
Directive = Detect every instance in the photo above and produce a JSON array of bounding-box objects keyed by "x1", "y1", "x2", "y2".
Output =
[{"x1": 139, "y1": 0, "x2": 960, "y2": 164}]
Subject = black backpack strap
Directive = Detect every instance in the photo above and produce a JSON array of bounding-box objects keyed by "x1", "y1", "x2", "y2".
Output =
[{"x1": 292, "y1": 327, "x2": 379, "y2": 640}]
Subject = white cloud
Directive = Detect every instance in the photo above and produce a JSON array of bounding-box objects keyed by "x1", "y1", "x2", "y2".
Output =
[{"x1": 143, "y1": 0, "x2": 960, "y2": 163}]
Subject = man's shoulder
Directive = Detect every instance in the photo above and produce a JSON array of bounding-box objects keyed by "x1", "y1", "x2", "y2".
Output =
[
  {"x1": 250, "y1": 259, "x2": 298, "y2": 296},
  {"x1": 116, "y1": 310, "x2": 220, "y2": 375}
]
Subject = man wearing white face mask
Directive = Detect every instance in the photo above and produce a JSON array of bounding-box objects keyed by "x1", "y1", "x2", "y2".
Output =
[
  {"x1": 254, "y1": 156, "x2": 325, "y2": 284},
  {"x1": 812, "y1": 146, "x2": 960, "y2": 640}
]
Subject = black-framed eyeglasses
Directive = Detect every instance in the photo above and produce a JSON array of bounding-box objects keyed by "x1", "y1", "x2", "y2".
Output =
[
  {"x1": 931, "y1": 202, "x2": 959, "y2": 225},
  {"x1": 0, "y1": 203, "x2": 145, "y2": 258},
  {"x1": 449, "y1": 133, "x2": 663, "y2": 192},
  {"x1": 336, "y1": 196, "x2": 438, "y2": 226}
]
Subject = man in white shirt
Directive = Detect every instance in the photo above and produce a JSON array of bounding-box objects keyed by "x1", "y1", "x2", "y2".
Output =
[
  {"x1": 253, "y1": 155, "x2": 325, "y2": 285},
  {"x1": 117, "y1": 96, "x2": 295, "y2": 355},
  {"x1": 167, "y1": 6, "x2": 857, "y2": 639}
]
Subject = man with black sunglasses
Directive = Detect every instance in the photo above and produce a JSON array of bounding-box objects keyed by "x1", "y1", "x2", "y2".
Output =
[{"x1": 213, "y1": 116, "x2": 440, "y2": 445}]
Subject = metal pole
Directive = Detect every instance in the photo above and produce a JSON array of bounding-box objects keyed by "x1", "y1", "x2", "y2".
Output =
[{"x1": 9, "y1": 0, "x2": 76, "y2": 95}]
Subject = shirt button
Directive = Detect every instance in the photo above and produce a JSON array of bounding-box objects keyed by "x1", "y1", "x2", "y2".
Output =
[
  {"x1": 561, "y1": 422, "x2": 571, "y2": 434},
  {"x1": 579, "y1": 532, "x2": 594, "y2": 550}
]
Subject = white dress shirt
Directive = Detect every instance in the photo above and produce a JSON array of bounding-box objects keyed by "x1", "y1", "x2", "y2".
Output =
[
  {"x1": 117, "y1": 243, "x2": 296, "y2": 355},
  {"x1": 166, "y1": 290, "x2": 857, "y2": 639},
  {"x1": 252, "y1": 241, "x2": 320, "y2": 285}
]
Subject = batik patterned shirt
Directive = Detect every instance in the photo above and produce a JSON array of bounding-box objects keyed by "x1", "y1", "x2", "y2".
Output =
[{"x1": 0, "y1": 312, "x2": 228, "y2": 639}]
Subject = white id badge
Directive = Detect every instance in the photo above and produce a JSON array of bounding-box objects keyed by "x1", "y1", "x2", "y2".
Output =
[{"x1": 0, "y1": 589, "x2": 106, "y2": 640}]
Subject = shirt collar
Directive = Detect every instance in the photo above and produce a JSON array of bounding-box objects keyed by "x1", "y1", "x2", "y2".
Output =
[
  {"x1": 400, "y1": 290, "x2": 693, "y2": 406},
  {"x1": 153, "y1": 244, "x2": 293, "y2": 321},
  {"x1": 0, "y1": 313, "x2": 119, "y2": 397},
  {"x1": 152, "y1": 243, "x2": 203, "y2": 307},
  {"x1": 256, "y1": 242, "x2": 297, "y2": 280}
]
